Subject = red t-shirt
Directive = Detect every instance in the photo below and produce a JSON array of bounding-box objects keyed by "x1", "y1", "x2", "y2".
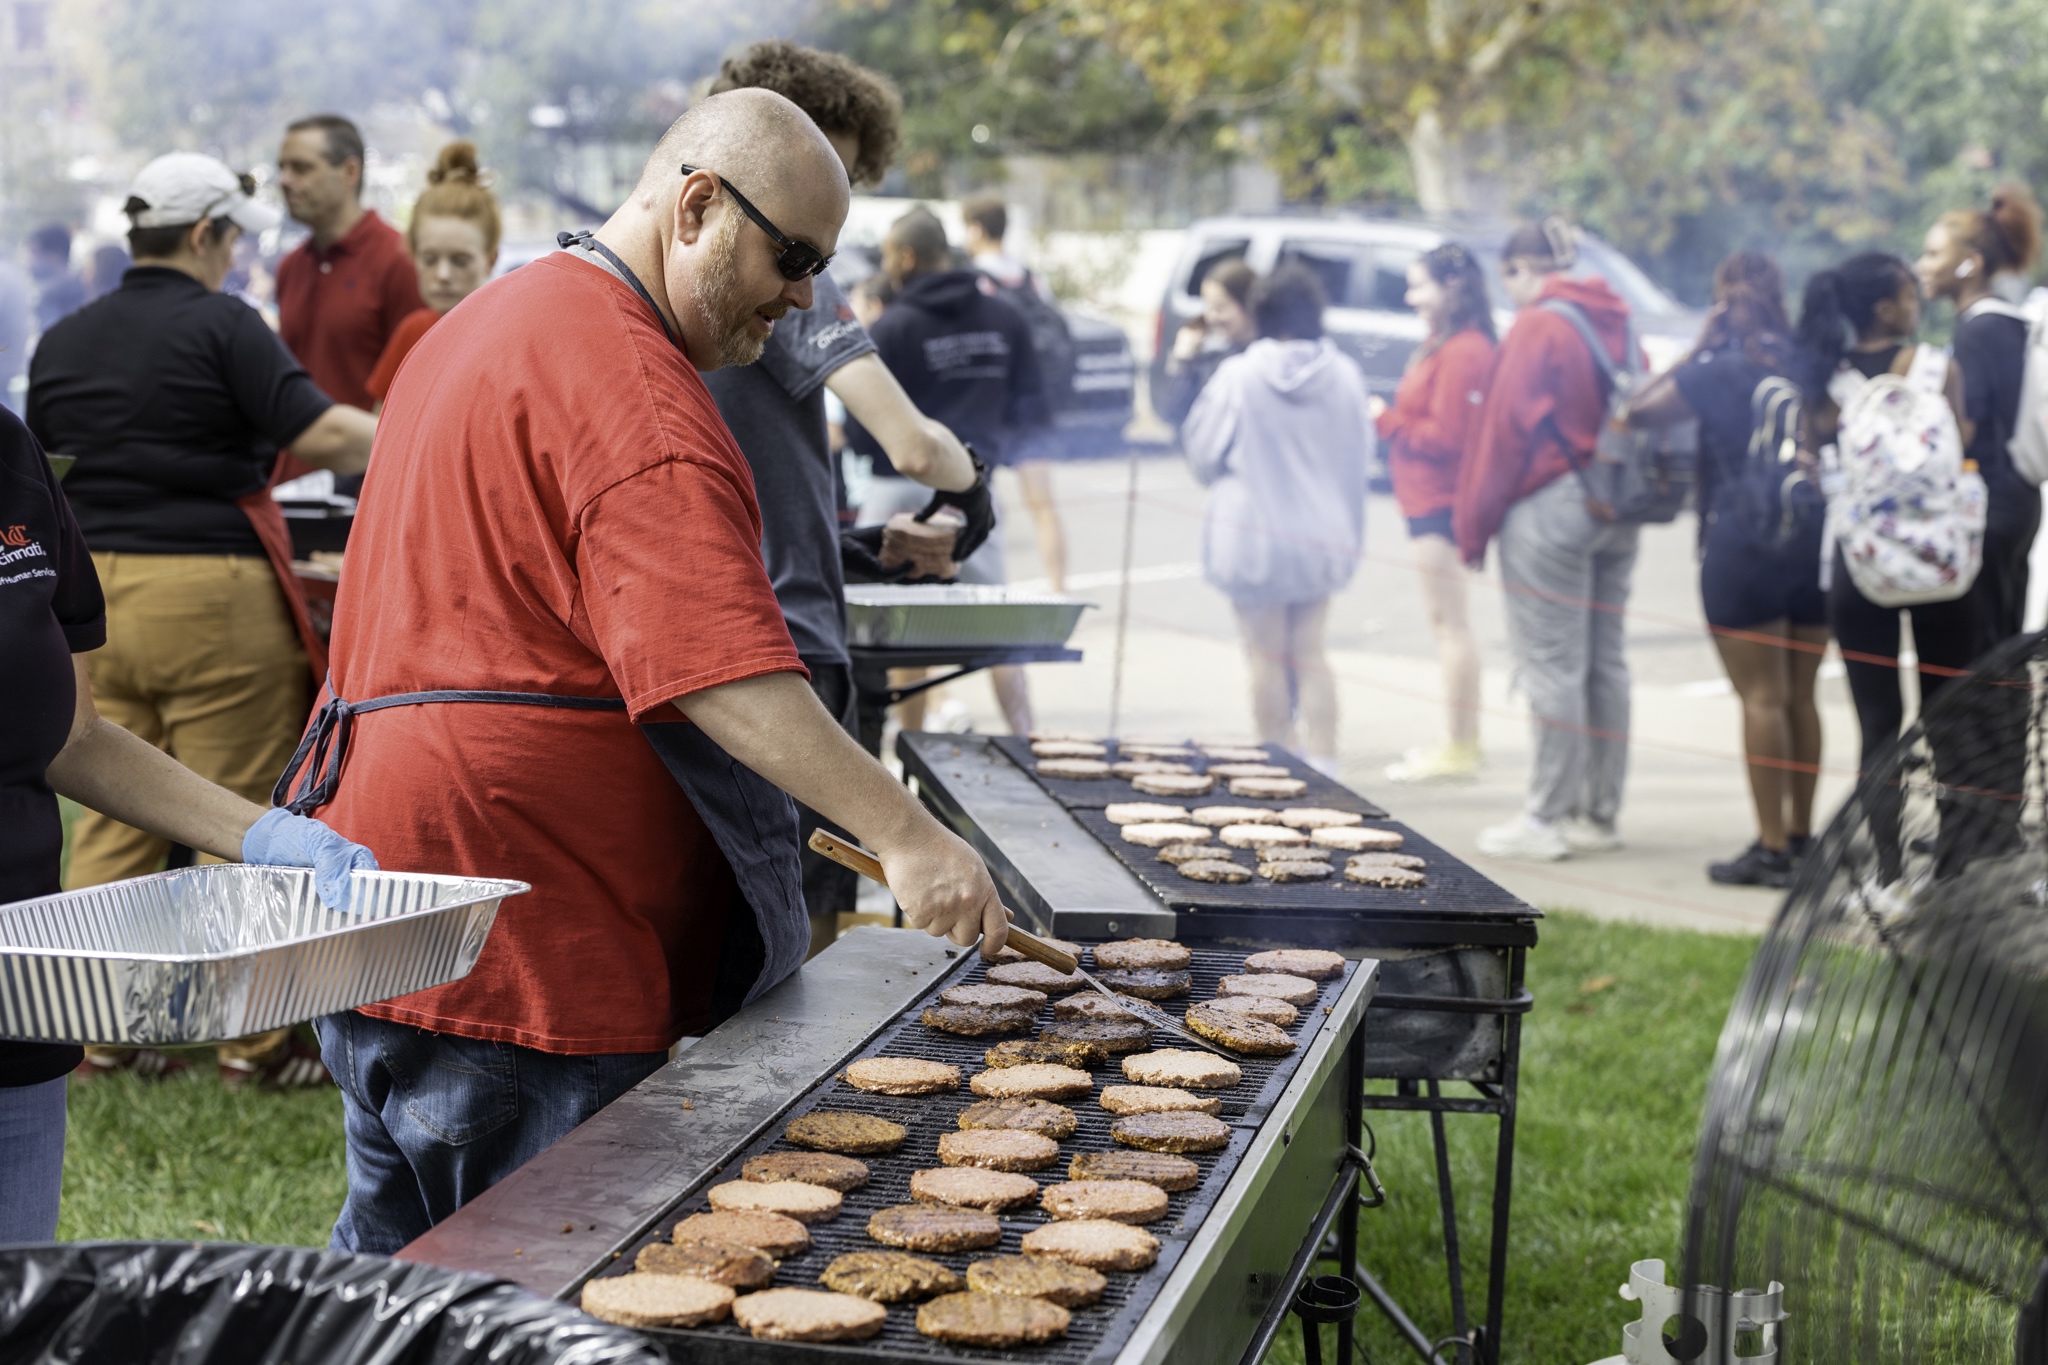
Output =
[
  {"x1": 365, "y1": 307, "x2": 438, "y2": 403},
  {"x1": 276, "y1": 211, "x2": 425, "y2": 410},
  {"x1": 316, "y1": 253, "x2": 806, "y2": 1054}
]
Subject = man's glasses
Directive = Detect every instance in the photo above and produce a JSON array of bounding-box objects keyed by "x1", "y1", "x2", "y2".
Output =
[{"x1": 681, "y1": 163, "x2": 831, "y2": 282}]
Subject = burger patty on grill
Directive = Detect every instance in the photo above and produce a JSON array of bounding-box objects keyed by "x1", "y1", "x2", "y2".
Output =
[
  {"x1": 1090, "y1": 938, "x2": 1193, "y2": 971},
  {"x1": 969, "y1": 1063, "x2": 1093, "y2": 1101},
  {"x1": 1039, "y1": 1018, "x2": 1153, "y2": 1053},
  {"x1": 1243, "y1": 949, "x2": 1347, "y2": 980},
  {"x1": 967, "y1": 1254, "x2": 1107, "y2": 1308},
  {"x1": 916, "y1": 1290, "x2": 1071, "y2": 1347},
  {"x1": 985, "y1": 961, "x2": 1085, "y2": 994},
  {"x1": 868, "y1": 1203, "x2": 1003, "y2": 1253},
  {"x1": 939, "y1": 983, "x2": 1049, "y2": 1011},
  {"x1": 635, "y1": 1237, "x2": 775, "y2": 1290},
  {"x1": 1054, "y1": 992, "x2": 1142, "y2": 1021},
  {"x1": 957, "y1": 1097, "x2": 1079, "y2": 1137},
  {"x1": 1040, "y1": 1179, "x2": 1171, "y2": 1224},
  {"x1": 820, "y1": 1250, "x2": 964, "y2": 1303},
  {"x1": 1099, "y1": 1083, "x2": 1223, "y2": 1116},
  {"x1": 729, "y1": 1288, "x2": 887, "y2": 1342},
  {"x1": 1018, "y1": 1219, "x2": 1161, "y2": 1271},
  {"x1": 1096, "y1": 967, "x2": 1192, "y2": 999},
  {"x1": 1111, "y1": 1110, "x2": 1233, "y2": 1153},
  {"x1": 1185, "y1": 1003, "x2": 1299, "y2": 1056},
  {"x1": 783, "y1": 1111, "x2": 906, "y2": 1155},
  {"x1": 937, "y1": 1129, "x2": 1061, "y2": 1171},
  {"x1": 743, "y1": 1152, "x2": 870, "y2": 1191},
  {"x1": 672, "y1": 1209, "x2": 811, "y2": 1259},
  {"x1": 984, "y1": 1037, "x2": 1110, "y2": 1069},
  {"x1": 580, "y1": 1272, "x2": 734, "y2": 1329},
  {"x1": 920, "y1": 1004, "x2": 1039, "y2": 1036},
  {"x1": 909, "y1": 1166, "x2": 1041, "y2": 1212},
  {"x1": 1068, "y1": 1150, "x2": 1200, "y2": 1191},
  {"x1": 843, "y1": 1057, "x2": 961, "y2": 1094}
]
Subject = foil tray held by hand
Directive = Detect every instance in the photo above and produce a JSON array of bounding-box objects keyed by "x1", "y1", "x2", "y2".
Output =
[
  {"x1": 844, "y1": 583, "x2": 1089, "y2": 648},
  {"x1": 0, "y1": 865, "x2": 526, "y2": 1046}
]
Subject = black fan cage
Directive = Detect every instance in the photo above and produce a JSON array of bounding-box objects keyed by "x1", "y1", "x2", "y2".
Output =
[{"x1": 1684, "y1": 629, "x2": 2048, "y2": 1364}]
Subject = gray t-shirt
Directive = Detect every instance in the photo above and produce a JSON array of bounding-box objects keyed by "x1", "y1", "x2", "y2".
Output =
[{"x1": 702, "y1": 272, "x2": 875, "y2": 666}]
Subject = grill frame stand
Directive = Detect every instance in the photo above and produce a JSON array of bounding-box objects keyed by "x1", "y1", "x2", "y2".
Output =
[{"x1": 897, "y1": 733, "x2": 1538, "y2": 1365}]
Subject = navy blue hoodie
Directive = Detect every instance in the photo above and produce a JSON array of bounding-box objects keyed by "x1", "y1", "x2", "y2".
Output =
[{"x1": 848, "y1": 269, "x2": 1047, "y2": 472}]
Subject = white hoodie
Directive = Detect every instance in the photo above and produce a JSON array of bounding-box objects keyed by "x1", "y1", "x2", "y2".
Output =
[{"x1": 1182, "y1": 337, "x2": 1374, "y2": 604}]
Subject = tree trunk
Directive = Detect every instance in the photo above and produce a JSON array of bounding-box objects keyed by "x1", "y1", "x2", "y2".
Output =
[{"x1": 1407, "y1": 107, "x2": 1462, "y2": 215}]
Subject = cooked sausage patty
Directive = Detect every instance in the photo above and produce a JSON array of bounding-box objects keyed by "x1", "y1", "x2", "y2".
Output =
[
  {"x1": 784, "y1": 1111, "x2": 906, "y2": 1155},
  {"x1": 1041, "y1": 1179, "x2": 1170, "y2": 1225},
  {"x1": 1229, "y1": 776, "x2": 1308, "y2": 799},
  {"x1": 707, "y1": 1179, "x2": 843, "y2": 1223},
  {"x1": 984, "y1": 961, "x2": 1085, "y2": 994},
  {"x1": 1099, "y1": 1084, "x2": 1222, "y2": 1116},
  {"x1": 1036, "y1": 758, "x2": 1111, "y2": 779},
  {"x1": 984, "y1": 1037, "x2": 1110, "y2": 1069},
  {"x1": 1198, "y1": 992, "x2": 1300, "y2": 1027},
  {"x1": 1219, "y1": 823, "x2": 1310, "y2": 850},
  {"x1": 1178, "y1": 858, "x2": 1253, "y2": 883},
  {"x1": 1097, "y1": 967, "x2": 1192, "y2": 999},
  {"x1": 1132, "y1": 773, "x2": 1215, "y2": 797},
  {"x1": 969, "y1": 1063, "x2": 1092, "y2": 1101},
  {"x1": 868, "y1": 1203, "x2": 1003, "y2": 1253},
  {"x1": 1216, "y1": 972, "x2": 1320, "y2": 1007},
  {"x1": 1243, "y1": 949, "x2": 1347, "y2": 980},
  {"x1": 1278, "y1": 807, "x2": 1364, "y2": 828},
  {"x1": 917, "y1": 1291, "x2": 1071, "y2": 1347},
  {"x1": 1257, "y1": 859, "x2": 1332, "y2": 883},
  {"x1": 1103, "y1": 802, "x2": 1194, "y2": 825},
  {"x1": 581, "y1": 1272, "x2": 735, "y2": 1329},
  {"x1": 909, "y1": 1166, "x2": 1041, "y2": 1212},
  {"x1": 957, "y1": 1097, "x2": 1078, "y2": 1138},
  {"x1": 1311, "y1": 826, "x2": 1404, "y2": 852},
  {"x1": 820, "y1": 1250, "x2": 964, "y2": 1303},
  {"x1": 743, "y1": 1152, "x2": 870, "y2": 1191},
  {"x1": 1054, "y1": 992, "x2": 1142, "y2": 1021},
  {"x1": 843, "y1": 1057, "x2": 961, "y2": 1095},
  {"x1": 1118, "y1": 821, "x2": 1214, "y2": 848},
  {"x1": 940, "y1": 983, "x2": 1050, "y2": 1011},
  {"x1": 1068, "y1": 1150, "x2": 1201, "y2": 1191},
  {"x1": 730, "y1": 1288, "x2": 887, "y2": 1342},
  {"x1": 672, "y1": 1209, "x2": 811, "y2": 1259},
  {"x1": 967, "y1": 1254, "x2": 1107, "y2": 1308},
  {"x1": 1040, "y1": 1018, "x2": 1153, "y2": 1054},
  {"x1": 1110, "y1": 1110, "x2": 1233, "y2": 1153},
  {"x1": 1019, "y1": 1219, "x2": 1161, "y2": 1271},
  {"x1": 1090, "y1": 938, "x2": 1193, "y2": 971},
  {"x1": 1189, "y1": 804, "x2": 1281, "y2": 826},
  {"x1": 1185, "y1": 1003, "x2": 1298, "y2": 1056},
  {"x1": 1157, "y1": 842, "x2": 1228, "y2": 866},
  {"x1": 937, "y1": 1129, "x2": 1061, "y2": 1172},
  {"x1": 634, "y1": 1238, "x2": 775, "y2": 1290},
  {"x1": 920, "y1": 1004, "x2": 1039, "y2": 1036},
  {"x1": 1121, "y1": 1049, "x2": 1244, "y2": 1089}
]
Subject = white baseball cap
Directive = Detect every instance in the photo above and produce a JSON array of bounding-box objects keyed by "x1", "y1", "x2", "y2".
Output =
[{"x1": 126, "y1": 152, "x2": 281, "y2": 233}]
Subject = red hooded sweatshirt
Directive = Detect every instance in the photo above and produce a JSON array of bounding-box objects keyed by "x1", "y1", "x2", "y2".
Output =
[
  {"x1": 1377, "y1": 327, "x2": 1495, "y2": 521},
  {"x1": 1452, "y1": 275, "x2": 1635, "y2": 564}
]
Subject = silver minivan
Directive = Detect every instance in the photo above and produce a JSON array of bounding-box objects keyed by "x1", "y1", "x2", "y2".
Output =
[{"x1": 1151, "y1": 215, "x2": 1703, "y2": 407}]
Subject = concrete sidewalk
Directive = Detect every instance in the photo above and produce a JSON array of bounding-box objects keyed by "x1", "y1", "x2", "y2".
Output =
[{"x1": 916, "y1": 454, "x2": 1872, "y2": 936}]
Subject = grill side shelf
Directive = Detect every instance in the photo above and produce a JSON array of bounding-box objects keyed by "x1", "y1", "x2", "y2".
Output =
[{"x1": 587, "y1": 947, "x2": 1356, "y2": 1363}]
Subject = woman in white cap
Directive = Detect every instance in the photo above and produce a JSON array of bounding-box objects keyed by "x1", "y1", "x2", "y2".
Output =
[{"x1": 25, "y1": 152, "x2": 380, "y2": 1087}]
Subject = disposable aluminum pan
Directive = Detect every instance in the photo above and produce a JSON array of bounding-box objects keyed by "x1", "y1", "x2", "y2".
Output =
[
  {"x1": 0, "y1": 866, "x2": 525, "y2": 1046},
  {"x1": 843, "y1": 584, "x2": 1090, "y2": 648}
]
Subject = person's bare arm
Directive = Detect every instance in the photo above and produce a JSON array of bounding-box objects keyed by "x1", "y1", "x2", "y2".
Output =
[
  {"x1": 1625, "y1": 367, "x2": 1695, "y2": 429},
  {"x1": 44, "y1": 657, "x2": 265, "y2": 860},
  {"x1": 291, "y1": 405, "x2": 377, "y2": 475},
  {"x1": 826, "y1": 354, "x2": 975, "y2": 491},
  {"x1": 674, "y1": 672, "x2": 1009, "y2": 954}
]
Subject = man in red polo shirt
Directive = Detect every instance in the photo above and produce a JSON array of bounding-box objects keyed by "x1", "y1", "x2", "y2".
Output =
[
  {"x1": 298, "y1": 88, "x2": 1008, "y2": 1254},
  {"x1": 275, "y1": 115, "x2": 424, "y2": 421}
]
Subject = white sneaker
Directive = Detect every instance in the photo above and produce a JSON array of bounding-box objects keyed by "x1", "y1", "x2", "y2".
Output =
[
  {"x1": 1558, "y1": 816, "x2": 1623, "y2": 853},
  {"x1": 1476, "y1": 816, "x2": 1570, "y2": 862}
]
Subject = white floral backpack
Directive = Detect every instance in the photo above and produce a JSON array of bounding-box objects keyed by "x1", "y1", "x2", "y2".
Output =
[{"x1": 1823, "y1": 345, "x2": 1986, "y2": 607}]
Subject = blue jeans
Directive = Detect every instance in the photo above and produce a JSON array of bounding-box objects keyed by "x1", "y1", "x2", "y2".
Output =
[
  {"x1": 0, "y1": 1077, "x2": 67, "y2": 1243},
  {"x1": 316, "y1": 1011, "x2": 665, "y2": 1255}
]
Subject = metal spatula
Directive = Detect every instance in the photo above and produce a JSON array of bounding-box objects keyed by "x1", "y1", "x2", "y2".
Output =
[{"x1": 806, "y1": 830, "x2": 1235, "y2": 1060}]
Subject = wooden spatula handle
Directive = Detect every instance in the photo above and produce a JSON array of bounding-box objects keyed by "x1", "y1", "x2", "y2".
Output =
[{"x1": 804, "y1": 829, "x2": 1075, "y2": 972}]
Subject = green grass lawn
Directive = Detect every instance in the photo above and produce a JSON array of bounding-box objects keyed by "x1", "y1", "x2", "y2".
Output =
[
  {"x1": 52, "y1": 912, "x2": 1759, "y2": 1363},
  {"x1": 1267, "y1": 913, "x2": 1760, "y2": 1365}
]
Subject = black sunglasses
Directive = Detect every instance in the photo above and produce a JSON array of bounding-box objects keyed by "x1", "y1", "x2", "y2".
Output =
[{"x1": 680, "y1": 163, "x2": 832, "y2": 282}]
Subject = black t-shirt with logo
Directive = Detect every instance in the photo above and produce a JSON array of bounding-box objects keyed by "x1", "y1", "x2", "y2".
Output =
[
  {"x1": 25, "y1": 266, "x2": 333, "y2": 556},
  {"x1": 0, "y1": 407, "x2": 107, "y2": 1086}
]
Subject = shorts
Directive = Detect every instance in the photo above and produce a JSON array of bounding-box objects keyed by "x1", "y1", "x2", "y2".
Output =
[
  {"x1": 1699, "y1": 502, "x2": 1826, "y2": 630},
  {"x1": 856, "y1": 475, "x2": 1007, "y2": 584},
  {"x1": 1405, "y1": 509, "x2": 1454, "y2": 542}
]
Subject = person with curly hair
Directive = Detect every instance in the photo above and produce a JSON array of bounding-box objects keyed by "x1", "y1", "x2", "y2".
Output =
[{"x1": 705, "y1": 42, "x2": 993, "y2": 954}]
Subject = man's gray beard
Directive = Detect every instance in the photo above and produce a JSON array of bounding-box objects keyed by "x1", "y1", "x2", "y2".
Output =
[{"x1": 691, "y1": 210, "x2": 768, "y2": 368}]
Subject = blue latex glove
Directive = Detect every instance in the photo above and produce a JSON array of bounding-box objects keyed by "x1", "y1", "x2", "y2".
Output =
[{"x1": 241, "y1": 807, "x2": 380, "y2": 911}]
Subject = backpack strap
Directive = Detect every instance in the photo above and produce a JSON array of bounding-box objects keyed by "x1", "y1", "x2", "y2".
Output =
[
  {"x1": 1539, "y1": 299, "x2": 1626, "y2": 385},
  {"x1": 1905, "y1": 343, "x2": 1949, "y2": 399},
  {"x1": 1960, "y1": 297, "x2": 2031, "y2": 324}
]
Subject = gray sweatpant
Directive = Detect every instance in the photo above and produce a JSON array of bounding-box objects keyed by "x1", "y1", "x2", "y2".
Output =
[{"x1": 1496, "y1": 475, "x2": 1640, "y2": 825}]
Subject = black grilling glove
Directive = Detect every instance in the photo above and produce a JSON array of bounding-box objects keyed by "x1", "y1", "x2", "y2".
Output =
[
  {"x1": 840, "y1": 525, "x2": 913, "y2": 583},
  {"x1": 914, "y1": 445, "x2": 996, "y2": 563}
]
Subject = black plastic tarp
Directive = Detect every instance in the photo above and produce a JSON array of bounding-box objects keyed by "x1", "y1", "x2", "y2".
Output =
[{"x1": 0, "y1": 1242, "x2": 661, "y2": 1364}]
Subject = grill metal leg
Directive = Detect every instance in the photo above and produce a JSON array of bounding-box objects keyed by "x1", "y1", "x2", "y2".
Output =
[
  {"x1": 1475, "y1": 946, "x2": 1527, "y2": 1365},
  {"x1": 1429, "y1": 1080, "x2": 1471, "y2": 1362}
]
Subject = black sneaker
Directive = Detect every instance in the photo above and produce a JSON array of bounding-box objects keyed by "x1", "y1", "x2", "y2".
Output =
[{"x1": 1709, "y1": 842, "x2": 1792, "y2": 888}]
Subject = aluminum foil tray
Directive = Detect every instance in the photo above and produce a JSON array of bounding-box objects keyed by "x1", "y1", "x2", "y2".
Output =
[
  {"x1": 0, "y1": 866, "x2": 526, "y2": 1045},
  {"x1": 844, "y1": 583, "x2": 1089, "y2": 648}
]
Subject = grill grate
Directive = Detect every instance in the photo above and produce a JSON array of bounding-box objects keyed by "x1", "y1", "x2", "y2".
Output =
[
  {"x1": 1064, "y1": 808, "x2": 1528, "y2": 919},
  {"x1": 588, "y1": 946, "x2": 1356, "y2": 1363},
  {"x1": 988, "y1": 736, "x2": 1386, "y2": 819}
]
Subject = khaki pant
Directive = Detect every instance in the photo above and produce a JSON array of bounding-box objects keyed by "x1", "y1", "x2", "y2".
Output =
[{"x1": 69, "y1": 553, "x2": 310, "y2": 1070}]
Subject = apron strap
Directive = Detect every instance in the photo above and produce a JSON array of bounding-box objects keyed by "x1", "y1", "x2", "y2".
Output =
[{"x1": 273, "y1": 682, "x2": 626, "y2": 815}]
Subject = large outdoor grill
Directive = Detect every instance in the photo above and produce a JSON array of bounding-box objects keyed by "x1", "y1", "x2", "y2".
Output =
[
  {"x1": 402, "y1": 927, "x2": 1379, "y2": 1365},
  {"x1": 898, "y1": 734, "x2": 1539, "y2": 1365}
]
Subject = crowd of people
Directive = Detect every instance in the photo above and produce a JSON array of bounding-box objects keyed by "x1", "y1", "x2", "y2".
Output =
[
  {"x1": 0, "y1": 38, "x2": 1077, "y2": 1252},
  {"x1": 1161, "y1": 191, "x2": 2042, "y2": 892},
  {"x1": 2, "y1": 24, "x2": 2042, "y2": 1256}
]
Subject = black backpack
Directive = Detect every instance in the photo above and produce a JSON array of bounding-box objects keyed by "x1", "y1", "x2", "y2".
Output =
[
  {"x1": 981, "y1": 269, "x2": 1077, "y2": 413},
  {"x1": 1731, "y1": 373, "x2": 1821, "y2": 545},
  {"x1": 1540, "y1": 299, "x2": 1693, "y2": 524}
]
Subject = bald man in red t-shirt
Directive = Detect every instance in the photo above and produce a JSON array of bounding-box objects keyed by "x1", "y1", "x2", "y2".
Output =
[{"x1": 301, "y1": 89, "x2": 1008, "y2": 1253}]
